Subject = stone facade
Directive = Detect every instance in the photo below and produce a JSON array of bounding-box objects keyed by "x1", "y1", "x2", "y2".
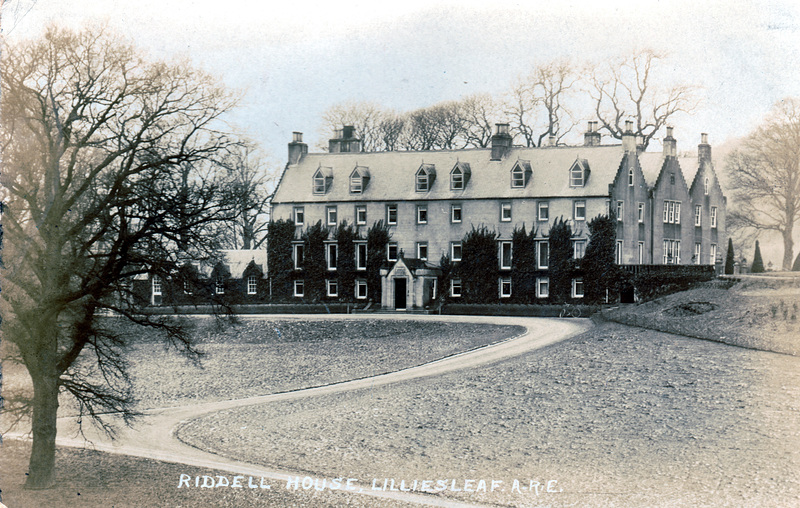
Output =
[{"x1": 270, "y1": 122, "x2": 727, "y2": 308}]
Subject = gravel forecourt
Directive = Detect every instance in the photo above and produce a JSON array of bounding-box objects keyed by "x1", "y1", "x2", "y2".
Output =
[{"x1": 179, "y1": 322, "x2": 800, "y2": 508}]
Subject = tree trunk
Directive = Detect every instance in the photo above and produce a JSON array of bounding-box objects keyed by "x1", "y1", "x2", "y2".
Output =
[
  {"x1": 24, "y1": 372, "x2": 60, "y2": 489},
  {"x1": 782, "y1": 225, "x2": 794, "y2": 271}
]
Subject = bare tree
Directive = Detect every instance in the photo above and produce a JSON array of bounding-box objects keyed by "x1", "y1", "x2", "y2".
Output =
[
  {"x1": 378, "y1": 113, "x2": 405, "y2": 151},
  {"x1": 589, "y1": 50, "x2": 698, "y2": 149},
  {"x1": 319, "y1": 101, "x2": 386, "y2": 152},
  {"x1": 726, "y1": 98, "x2": 800, "y2": 270},
  {"x1": 504, "y1": 60, "x2": 577, "y2": 147},
  {"x1": 0, "y1": 26, "x2": 238, "y2": 488},
  {"x1": 402, "y1": 101, "x2": 467, "y2": 150},
  {"x1": 217, "y1": 142, "x2": 276, "y2": 249},
  {"x1": 460, "y1": 93, "x2": 501, "y2": 148}
]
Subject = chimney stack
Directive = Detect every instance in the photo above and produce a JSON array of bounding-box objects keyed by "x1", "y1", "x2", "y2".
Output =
[
  {"x1": 584, "y1": 121, "x2": 601, "y2": 146},
  {"x1": 698, "y1": 133, "x2": 711, "y2": 164},
  {"x1": 288, "y1": 131, "x2": 308, "y2": 165},
  {"x1": 548, "y1": 134, "x2": 556, "y2": 147},
  {"x1": 622, "y1": 120, "x2": 637, "y2": 153},
  {"x1": 491, "y1": 123, "x2": 513, "y2": 160},
  {"x1": 329, "y1": 125, "x2": 362, "y2": 153},
  {"x1": 663, "y1": 126, "x2": 677, "y2": 157}
]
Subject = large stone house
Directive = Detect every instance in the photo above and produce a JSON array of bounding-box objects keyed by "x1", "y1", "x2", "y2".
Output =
[{"x1": 270, "y1": 122, "x2": 726, "y2": 309}]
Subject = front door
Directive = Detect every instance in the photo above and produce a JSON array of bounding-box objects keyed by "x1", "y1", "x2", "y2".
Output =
[{"x1": 394, "y1": 277, "x2": 407, "y2": 309}]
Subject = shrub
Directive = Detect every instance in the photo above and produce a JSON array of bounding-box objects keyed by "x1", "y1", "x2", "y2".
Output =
[
  {"x1": 335, "y1": 221, "x2": 357, "y2": 301},
  {"x1": 633, "y1": 266, "x2": 715, "y2": 301},
  {"x1": 751, "y1": 240, "x2": 765, "y2": 273},
  {"x1": 582, "y1": 212, "x2": 618, "y2": 303},
  {"x1": 267, "y1": 218, "x2": 296, "y2": 300},
  {"x1": 460, "y1": 226, "x2": 499, "y2": 303},
  {"x1": 725, "y1": 238, "x2": 735, "y2": 275},
  {"x1": 302, "y1": 221, "x2": 328, "y2": 301},
  {"x1": 511, "y1": 225, "x2": 536, "y2": 303},
  {"x1": 548, "y1": 217, "x2": 573, "y2": 303},
  {"x1": 366, "y1": 220, "x2": 391, "y2": 303}
]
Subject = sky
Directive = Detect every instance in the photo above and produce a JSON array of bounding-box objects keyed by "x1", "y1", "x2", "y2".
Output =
[{"x1": 3, "y1": 0, "x2": 800, "y2": 264}]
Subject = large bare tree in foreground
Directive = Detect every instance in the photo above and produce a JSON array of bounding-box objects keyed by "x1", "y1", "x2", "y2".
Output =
[
  {"x1": 727, "y1": 98, "x2": 800, "y2": 270},
  {"x1": 0, "y1": 26, "x2": 238, "y2": 488}
]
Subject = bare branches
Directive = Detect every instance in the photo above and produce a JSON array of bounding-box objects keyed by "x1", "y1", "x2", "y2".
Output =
[
  {"x1": 589, "y1": 50, "x2": 699, "y2": 149},
  {"x1": 0, "y1": 25, "x2": 241, "y2": 487},
  {"x1": 726, "y1": 97, "x2": 800, "y2": 270}
]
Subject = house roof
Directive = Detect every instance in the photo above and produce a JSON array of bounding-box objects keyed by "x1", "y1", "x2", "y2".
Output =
[
  {"x1": 272, "y1": 145, "x2": 628, "y2": 204},
  {"x1": 637, "y1": 152, "x2": 700, "y2": 190},
  {"x1": 199, "y1": 249, "x2": 267, "y2": 278}
]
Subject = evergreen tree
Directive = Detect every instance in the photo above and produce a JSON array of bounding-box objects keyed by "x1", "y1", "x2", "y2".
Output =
[
  {"x1": 267, "y1": 218, "x2": 296, "y2": 300},
  {"x1": 460, "y1": 226, "x2": 498, "y2": 303},
  {"x1": 511, "y1": 225, "x2": 537, "y2": 303},
  {"x1": 335, "y1": 221, "x2": 357, "y2": 301},
  {"x1": 793, "y1": 251, "x2": 800, "y2": 272},
  {"x1": 366, "y1": 221, "x2": 391, "y2": 303},
  {"x1": 724, "y1": 238, "x2": 736, "y2": 275},
  {"x1": 437, "y1": 254, "x2": 453, "y2": 304},
  {"x1": 582, "y1": 213, "x2": 617, "y2": 304},
  {"x1": 751, "y1": 240, "x2": 765, "y2": 273},
  {"x1": 302, "y1": 221, "x2": 328, "y2": 301},
  {"x1": 548, "y1": 217, "x2": 573, "y2": 303}
]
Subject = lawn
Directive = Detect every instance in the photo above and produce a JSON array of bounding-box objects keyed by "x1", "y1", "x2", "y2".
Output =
[
  {"x1": 2, "y1": 317, "x2": 523, "y2": 411},
  {"x1": 604, "y1": 278, "x2": 800, "y2": 355},
  {"x1": 178, "y1": 322, "x2": 800, "y2": 507},
  {"x1": 0, "y1": 439, "x2": 417, "y2": 508}
]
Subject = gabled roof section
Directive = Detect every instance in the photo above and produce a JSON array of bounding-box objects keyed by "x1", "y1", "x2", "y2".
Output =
[
  {"x1": 349, "y1": 165, "x2": 370, "y2": 193},
  {"x1": 200, "y1": 249, "x2": 267, "y2": 278},
  {"x1": 416, "y1": 163, "x2": 436, "y2": 177},
  {"x1": 312, "y1": 165, "x2": 334, "y2": 194},
  {"x1": 510, "y1": 159, "x2": 532, "y2": 188},
  {"x1": 271, "y1": 144, "x2": 626, "y2": 204},
  {"x1": 638, "y1": 152, "x2": 697, "y2": 190},
  {"x1": 568, "y1": 158, "x2": 591, "y2": 187},
  {"x1": 415, "y1": 163, "x2": 436, "y2": 191},
  {"x1": 350, "y1": 165, "x2": 370, "y2": 178},
  {"x1": 450, "y1": 161, "x2": 471, "y2": 189}
]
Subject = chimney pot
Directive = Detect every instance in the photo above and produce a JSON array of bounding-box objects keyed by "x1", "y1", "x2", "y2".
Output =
[
  {"x1": 584, "y1": 121, "x2": 602, "y2": 146},
  {"x1": 491, "y1": 122, "x2": 513, "y2": 160},
  {"x1": 288, "y1": 131, "x2": 308, "y2": 164},
  {"x1": 663, "y1": 127, "x2": 677, "y2": 157},
  {"x1": 698, "y1": 133, "x2": 712, "y2": 163},
  {"x1": 622, "y1": 121, "x2": 637, "y2": 152}
]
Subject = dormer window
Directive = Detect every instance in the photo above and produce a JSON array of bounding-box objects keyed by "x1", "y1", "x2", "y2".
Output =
[
  {"x1": 569, "y1": 159, "x2": 589, "y2": 187},
  {"x1": 510, "y1": 160, "x2": 532, "y2": 188},
  {"x1": 450, "y1": 162, "x2": 471, "y2": 190},
  {"x1": 313, "y1": 166, "x2": 333, "y2": 194},
  {"x1": 350, "y1": 166, "x2": 370, "y2": 194},
  {"x1": 416, "y1": 164, "x2": 435, "y2": 192}
]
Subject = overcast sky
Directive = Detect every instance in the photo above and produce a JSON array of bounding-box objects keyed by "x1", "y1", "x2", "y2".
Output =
[{"x1": 4, "y1": 0, "x2": 800, "y2": 262}]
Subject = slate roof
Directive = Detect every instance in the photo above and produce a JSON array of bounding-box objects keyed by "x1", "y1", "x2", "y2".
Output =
[
  {"x1": 198, "y1": 249, "x2": 267, "y2": 278},
  {"x1": 637, "y1": 152, "x2": 700, "y2": 190},
  {"x1": 272, "y1": 145, "x2": 628, "y2": 204}
]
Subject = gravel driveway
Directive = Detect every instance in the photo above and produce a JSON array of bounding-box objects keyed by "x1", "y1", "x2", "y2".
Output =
[{"x1": 179, "y1": 322, "x2": 800, "y2": 507}]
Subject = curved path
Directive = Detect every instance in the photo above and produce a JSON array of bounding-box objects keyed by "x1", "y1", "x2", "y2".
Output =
[{"x1": 14, "y1": 314, "x2": 591, "y2": 507}]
